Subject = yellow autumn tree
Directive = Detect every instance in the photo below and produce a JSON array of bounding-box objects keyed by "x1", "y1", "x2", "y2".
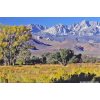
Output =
[{"x1": 0, "y1": 25, "x2": 32, "y2": 65}]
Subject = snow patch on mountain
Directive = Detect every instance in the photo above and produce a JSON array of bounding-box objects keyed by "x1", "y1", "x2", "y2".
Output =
[
  {"x1": 43, "y1": 24, "x2": 69, "y2": 35},
  {"x1": 27, "y1": 20, "x2": 100, "y2": 42}
]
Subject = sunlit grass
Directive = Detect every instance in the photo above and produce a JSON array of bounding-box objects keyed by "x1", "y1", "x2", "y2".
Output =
[{"x1": 0, "y1": 63, "x2": 100, "y2": 83}]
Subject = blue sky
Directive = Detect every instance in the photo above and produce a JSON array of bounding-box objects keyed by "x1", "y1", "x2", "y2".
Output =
[{"x1": 0, "y1": 17, "x2": 100, "y2": 26}]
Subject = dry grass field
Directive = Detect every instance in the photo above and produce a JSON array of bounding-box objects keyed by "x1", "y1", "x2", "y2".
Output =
[{"x1": 0, "y1": 63, "x2": 100, "y2": 83}]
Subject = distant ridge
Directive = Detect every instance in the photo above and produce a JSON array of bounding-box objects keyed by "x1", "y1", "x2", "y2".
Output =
[{"x1": 24, "y1": 20, "x2": 100, "y2": 57}]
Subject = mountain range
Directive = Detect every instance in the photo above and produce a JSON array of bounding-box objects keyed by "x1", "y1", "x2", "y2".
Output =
[{"x1": 27, "y1": 20, "x2": 100, "y2": 57}]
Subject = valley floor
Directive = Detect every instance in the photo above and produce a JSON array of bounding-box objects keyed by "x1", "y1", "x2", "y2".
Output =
[{"x1": 0, "y1": 63, "x2": 100, "y2": 83}]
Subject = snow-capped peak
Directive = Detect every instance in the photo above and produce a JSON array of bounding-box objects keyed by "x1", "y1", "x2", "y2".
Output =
[
  {"x1": 28, "y1": 20, "x2": 100, "y2": 40},
  {"x1": 42, "y1": 24, "x2": 69, "y2": 35},
  {"x1": 27, "y1": 24, "x2": 48, "y2": 33}
]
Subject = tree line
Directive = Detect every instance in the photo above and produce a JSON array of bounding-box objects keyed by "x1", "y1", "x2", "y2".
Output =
[
  {"x1": 25, "y1": 51, "x2": 100, "y2": 66},
  {"x1": 24, "y1": 49, "x2": 82, "y2": 66}
]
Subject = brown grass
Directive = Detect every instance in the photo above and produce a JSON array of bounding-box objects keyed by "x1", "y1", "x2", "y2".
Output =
[{"x1": 0, "y1": 63, "x2": 100, "y2": 83}]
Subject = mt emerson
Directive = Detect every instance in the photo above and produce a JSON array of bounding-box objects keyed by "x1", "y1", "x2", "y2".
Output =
[{"x1": 26, "y1": 20, "x2": 100, "y2": 57}]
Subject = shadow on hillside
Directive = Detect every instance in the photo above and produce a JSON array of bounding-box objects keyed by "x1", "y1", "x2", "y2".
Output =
[{"x1": 53, "y1": 73, "x2": 100, "y2": 83}]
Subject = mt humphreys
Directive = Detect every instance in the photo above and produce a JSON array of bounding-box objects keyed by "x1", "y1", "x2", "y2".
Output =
[{"x1": 27, "y1": 20, "x2": 100, "y2": 57}]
